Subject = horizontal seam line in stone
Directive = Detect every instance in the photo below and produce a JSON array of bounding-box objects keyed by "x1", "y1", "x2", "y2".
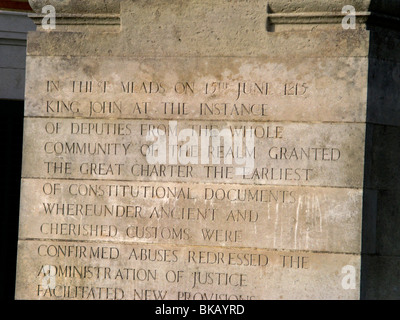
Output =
[{"x1": 17, "y1": 238, "x2": 361, "y2": 256}]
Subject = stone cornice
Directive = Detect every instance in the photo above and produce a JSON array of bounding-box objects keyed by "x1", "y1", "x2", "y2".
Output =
[
  {"x1": 267, "y1": 0, "x2": 400, "y2": 30},
  {"x1": 267, "y1": 0, "x2": 400, "y2": 15},
  {"x1": 26, "y1": 0, "x2": 400, "y2": 32},
  {"x1": 27, "y1": 0, "x2": 120, "y2": 31},
  {"x1": 28, "y1": 0, "x2": 119, "y2": 15}
]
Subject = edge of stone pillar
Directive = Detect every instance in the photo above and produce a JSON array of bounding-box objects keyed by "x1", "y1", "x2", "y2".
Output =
[
  {"x1": 27, "y1": 0, "x2": 121, "y2": 32},
  {"x1": 266, "y1": 0, "x2": 400, "y2": 31}
]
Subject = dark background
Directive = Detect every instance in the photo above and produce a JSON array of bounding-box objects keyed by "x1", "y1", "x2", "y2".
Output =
[{"x1": 1, "y1": 99, "x2": 24, "y2": 301}]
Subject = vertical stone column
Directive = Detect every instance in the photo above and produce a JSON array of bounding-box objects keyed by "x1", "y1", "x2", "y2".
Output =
[
  {"x1": 360, "y1": 16, "x2": 400, "y2": 299},
  {"x1": 15, "y1": 0, "x2": 400, "y2": 300}
]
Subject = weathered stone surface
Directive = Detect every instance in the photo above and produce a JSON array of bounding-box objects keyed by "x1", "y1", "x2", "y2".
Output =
[
  {"x1": 24, "y1": 56, "x2": 369, "y2": 123},
  {"x1": 21, "y1": 117, "x2": 365, "y2": 187},
  {"x1": 15, "y1": 0, "x2": 400, "y2": 300},
  {"x1": 19, "y1": 178, "x2": 362, "y2": 253},
  {"x1": 15, "y1": 240, "x2": 360, "y2": 300}
]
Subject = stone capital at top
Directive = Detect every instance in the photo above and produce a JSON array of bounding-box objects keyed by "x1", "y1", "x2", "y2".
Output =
[
  {"x1": 27, "y1": 0, "x2": 400, "y2": 32},
  {"x1": 28, "y1": 0, "x2": 120, "y2": 15},
  {"x1": 27, "y1": 0, "x2": 400, "y2": 17},
  {"x1": 265, "y1": 0, "x2": 400, "y2": 30},
  {"x1": 268, "y1": 0, "x2": 400, "y2": 16}
]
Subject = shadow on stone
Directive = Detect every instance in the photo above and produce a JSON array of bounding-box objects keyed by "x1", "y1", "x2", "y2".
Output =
[{"x1": 361, "y1": 0, "x2": 400, "y2": 299}]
